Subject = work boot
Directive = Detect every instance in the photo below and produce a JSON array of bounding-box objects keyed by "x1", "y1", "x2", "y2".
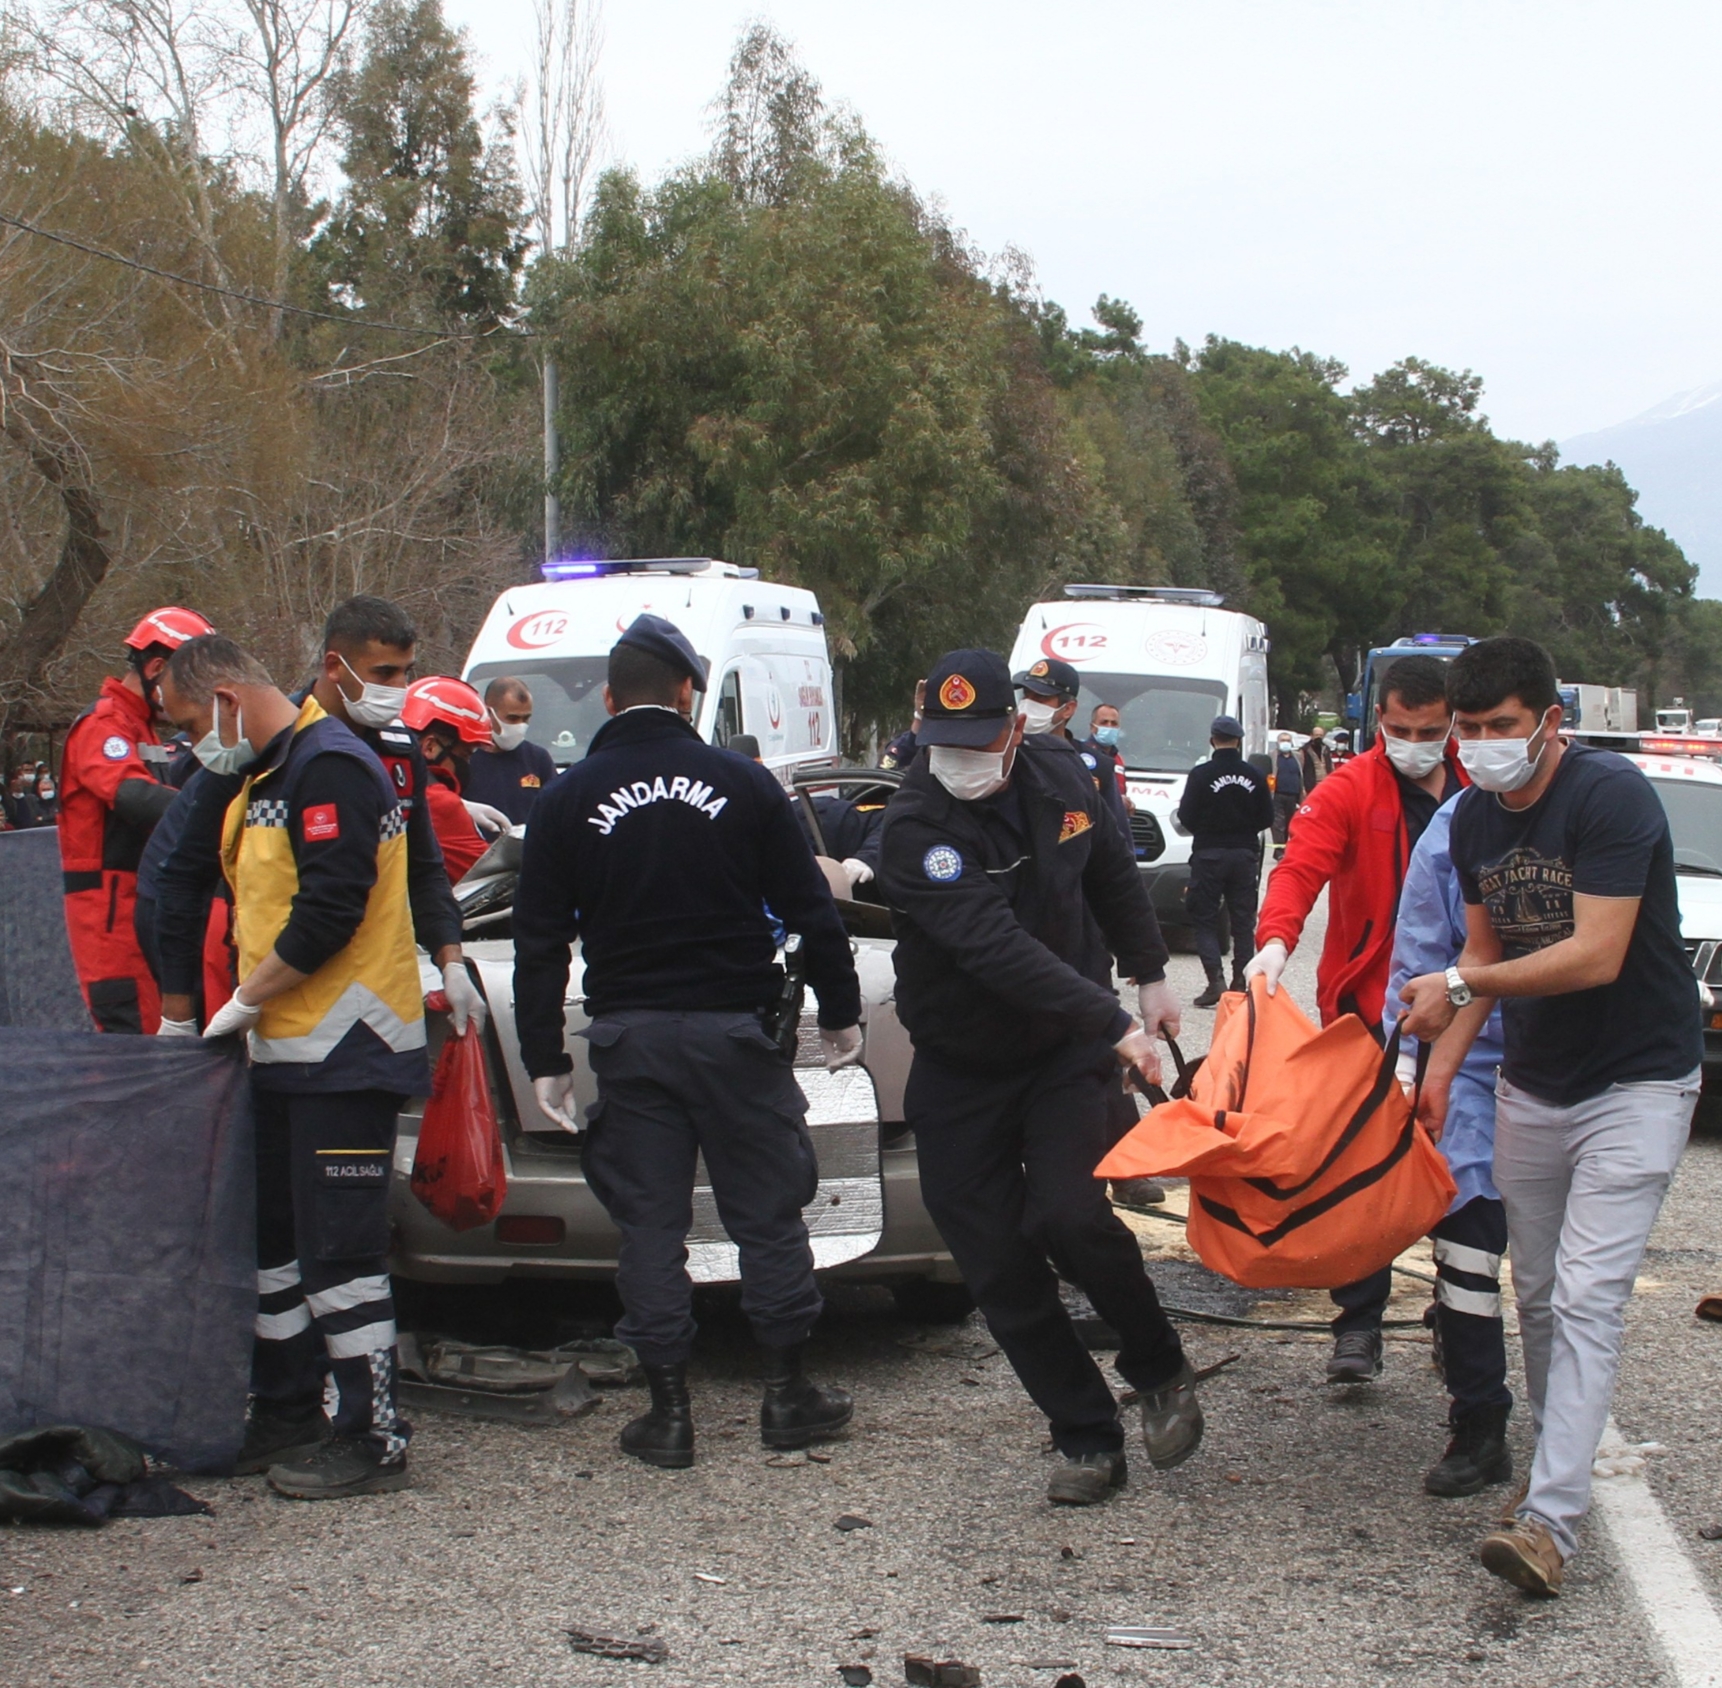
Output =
[
  {"x1": 1478, "y1": 1516, "x2": 1564, "y2": 1597},
  {"x1": 1424, "y1": 1404, "x2": 1513, "y2": 1497},
  {"x1": 1110, "y1": 1177, "x2": 1167, "y2": 1207},
  {"x1": 1137, "y1": 1360, "x2": 1204, "y2": 1470},
  {"x1": 1047, "y1": 1449, "x2": 1128, "y2": 1505},
  {"x1": 620, "y1": 1363, "x2": 695, "y2": 1469},
  {"x1": 266, "y1": 1436, "x2": 408, "y2": 1500},
  {"x1": 760, "y1": 1343, "x2": 853, "y2": 1449},
  {"x1": 1326, "y1": 1330, "x2": 1383, "y2": 1384},
  {"x1": 1192, "y1": 964, "x2": 1227, "y2": 1010},
  {"x1": 1228, "y1": 969, "x2": 1248, "y2": 994},
  {"x1": 235, "y1": 1399, "x2": 328, "y2": 1476}
]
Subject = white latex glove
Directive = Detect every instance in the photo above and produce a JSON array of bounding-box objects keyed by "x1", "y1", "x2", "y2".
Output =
[
  {"x1": 462, "y1": 799, "x2": 511, "y2": 836},
  {"x1": 840, "y1": 857, "x2": 874, "y2": 887},
  {"x1": 1136, "y1": 978, "x2": 1182, "y2": 1042},
  {"x1": 441, "y1": 962, "x2": 488, "y2": 1037},
  {"x1": 820, "y1": 1025, "x2": 864, "y2": 1070},
  {"x1": 1395, "y1": 1045, "x2": 1418, "y2": 1097},
  {"x1": 203, "y1": 991, "x2": 262, "y2": 1040},
  {"x1": 156, "y1": 1017, "x2": 199, "y2": 1038},
  {"x1": 533, "y1": 1073, "x2": 579, "y2": 1133},
  {"x1": 1242, "y1": 938, "x2": 1289, "y2": 996},
  {"x1": 1113, "y1": 1022, "x2": 1163, "y2": 1090}
]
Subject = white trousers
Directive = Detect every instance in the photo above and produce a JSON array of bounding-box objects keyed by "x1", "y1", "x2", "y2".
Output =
[{"x1": 1493, "y1": 1068, "x2": 1698, "y2": 1561}]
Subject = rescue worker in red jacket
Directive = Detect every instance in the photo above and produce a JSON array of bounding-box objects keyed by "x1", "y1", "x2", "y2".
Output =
[
  {"x1": 58, "y1": 606, "x2": 214, "y2": 1032},
  {"x1": 1244, "y1": 654, "x2": 1466, "y2": 1384},
  {"x1": 401, "y1": 677, "x2": 493, "y2": 884}
]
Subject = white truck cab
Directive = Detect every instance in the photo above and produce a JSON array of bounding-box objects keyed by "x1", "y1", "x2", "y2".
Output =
[
  {"x1": 1008, "y1": 585, "x2": 1272, "y2": 935},
  {"x1": 461, "y1": 558, "x2": 839, "y2": 782}
]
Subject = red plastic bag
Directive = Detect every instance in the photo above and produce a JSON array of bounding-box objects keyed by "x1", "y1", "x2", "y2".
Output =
[{"x1": 410, "y1": 991, "x2": 506, "y2": 1231}]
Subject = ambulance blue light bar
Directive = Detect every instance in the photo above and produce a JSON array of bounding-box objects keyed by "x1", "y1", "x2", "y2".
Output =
[{"x1": 540, "y1": 557, "x2": 718, "y2": 582}]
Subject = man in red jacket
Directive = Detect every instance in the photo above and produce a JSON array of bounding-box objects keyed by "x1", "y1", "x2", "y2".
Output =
[
  {"x1": 59, "y1": 606, "x2": 214, "y2": 1032},
  {"x1": 401, "y1": 676, "x2": 494, "y2": 884},
  {"x1": 1245, "y1": 654, "x2": 1464, "y2": 1383}
]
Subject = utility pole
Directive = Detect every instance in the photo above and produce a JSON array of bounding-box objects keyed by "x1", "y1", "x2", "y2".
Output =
[{"x1": 543, "y1": 357, "x2": 561, "y2": 565}]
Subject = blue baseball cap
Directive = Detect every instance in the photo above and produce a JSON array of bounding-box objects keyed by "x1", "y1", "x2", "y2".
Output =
[
  {"x1": 615, "y1": 613, "x2": 708, "y2": 691},
  {"x1": 1013, "y1": 656, "x2": 1081, "y2": 702},
  {"x1": 919, "y1": 649, "x2": 1018, "y2": 747},
  {"x1": 1210, "y1": 715, "x2": 1244, "y2": 739}
]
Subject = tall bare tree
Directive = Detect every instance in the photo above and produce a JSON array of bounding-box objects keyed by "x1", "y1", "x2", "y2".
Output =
[{"x1": 516, "y1": 0, "x2": 604, "y2": 256}]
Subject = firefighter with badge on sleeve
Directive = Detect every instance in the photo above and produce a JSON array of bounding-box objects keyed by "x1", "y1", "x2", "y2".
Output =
[
  {"x1": 159, "y1": 634, "x2": 428, "y2": 1499},
  {"x1": 877, "y1": 649, "x2": 1197, "y2": 1508},
  {"x1": 513, "y1": 614, "x2": 863, "y2": 1472},
  {"x1": 1013, "y1": 656, "x2": 1131, "y2": 841},
  {"x1": 1178, "y1": 713, "x2": 1274, "y2": 1009},
  {"x1": 59, "y1": 606, "x2": 214, "y2": 1033}
]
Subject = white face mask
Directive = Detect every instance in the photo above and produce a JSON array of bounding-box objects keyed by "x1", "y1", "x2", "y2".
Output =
[
  {"x1": 338, "y1": 655, "x2": 408, "y2": 729},
  {"x1": 928, "y1": 743, "x2": 1014, "y2": 802},
  {"x1": 1019, "y1": 697, "x2": 1062, "y2": 736},
  {"x1": 1382, "y1": 732, "x2": 1448, "y2": 781},
  {"x1": 490, "y1": 714, "x2": 529, "y2": 752},
  {"x1": 193, "y1": 695, "x2": 258, "y2": 776},
  {"x1": 1457, "y1": 711, "x2": 1555, "y2": 793}
]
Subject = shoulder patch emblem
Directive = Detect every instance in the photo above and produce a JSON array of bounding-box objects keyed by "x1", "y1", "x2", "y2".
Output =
[
  {"x1": 938, "y1": 674, "x2": 975, "y2": 711},
  {"x1": 1080, "y1": 752, "x2": 1097, "y2": 769},
  {"x1": 302, "y1": 803, "x2": 340, "y2": 842},
  {"x1": 922, "y1": 844, "x2": 963, "y2": 883},
  {"x1": 101, "y1": 735, "x2": 132, "y2": 762},
  {"x1": 521, "y1": 774, "x2": 541, "y2": 788},
  {"x1": 1058, "y1": 809, "x2": 1093, "y2": 844}
]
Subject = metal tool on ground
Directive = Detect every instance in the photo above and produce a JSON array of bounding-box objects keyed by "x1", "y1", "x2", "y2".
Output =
[{"x1": 1106, "y1": 1625, "x2": 1196, "y2": 1650}]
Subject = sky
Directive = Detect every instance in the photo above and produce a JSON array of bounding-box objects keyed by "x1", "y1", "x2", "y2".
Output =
[{"x1": 444, "y1": 0, "x2": 1722, "y2": 447}]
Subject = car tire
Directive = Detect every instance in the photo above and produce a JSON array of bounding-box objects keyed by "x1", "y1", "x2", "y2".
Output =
[{"x1": 890, "y1": 1279, "x2": 976, "y2": 1325}]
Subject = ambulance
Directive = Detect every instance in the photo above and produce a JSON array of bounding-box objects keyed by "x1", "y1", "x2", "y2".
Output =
[
  {"x1": 1008, "y1": 585, "x2": 1272, "y2": 936},
  {"x1": 460, "y1": 557, "x2": 839, "y2": 781}
]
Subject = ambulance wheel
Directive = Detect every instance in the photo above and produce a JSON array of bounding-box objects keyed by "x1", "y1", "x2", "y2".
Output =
[{"x1": 891, "y1": 1279, "x2": 976, "y2": 1324}]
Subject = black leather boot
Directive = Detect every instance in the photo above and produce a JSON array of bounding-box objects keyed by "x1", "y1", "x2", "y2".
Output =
[
  {"x1": 760, "y1": 1343, "x2": 854, "y2": 1449},
  {"x1": 1192, "y1": 964, "x2": 1227, "y2": 1009},
  {"x1": 1425, "y1": 1403, "x2": 1512, "y2": 1497},
  {"x1": 620, "y1": 1363, "x2": 694, "y2": 1469}
]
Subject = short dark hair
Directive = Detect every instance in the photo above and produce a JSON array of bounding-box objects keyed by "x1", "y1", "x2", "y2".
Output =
[
  {"x1": 1379, "y1": 654, "x2": 1450, "y2": 713},
  {"x1": 322, "y1": 595, "x2": 416, "y2": 656},
  {"x1": 165, "y1": 634, "x2": 274, "y2": 704},
  {"x1": 484, "y1": 675, "x2": 530, "y2": 707},
  {"x1": 608, "y1": 643, "x2": 685, "y2": 709},
  {"x1": 1447, "y1": 636, "x2": 1558, "y2": 718}
]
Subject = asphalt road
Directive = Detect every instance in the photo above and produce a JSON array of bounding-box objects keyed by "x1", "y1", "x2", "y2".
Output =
[{"x1": 6, "y1": 885, "x2": 1721, "y2": 1688}]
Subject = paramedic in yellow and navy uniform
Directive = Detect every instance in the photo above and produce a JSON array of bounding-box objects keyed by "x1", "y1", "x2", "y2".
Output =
[{"x1": 158, "y1": 635, "x2": 430, "y2": 1502}]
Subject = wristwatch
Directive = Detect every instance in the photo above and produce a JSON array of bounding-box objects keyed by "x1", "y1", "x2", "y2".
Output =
[{"x1": 1444, "y1": 965, "x2": 1473, "y2": 1007}]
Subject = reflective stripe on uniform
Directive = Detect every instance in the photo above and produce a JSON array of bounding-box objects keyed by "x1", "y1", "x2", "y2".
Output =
[
  {"x1": 1433, "y1": 1237, "x2": 1503, "y2": 1279},
  {"x1": 325, "y1": 1318, "x2": 397, "y2": 1360},
  {"x1": 248, "y1": 980, "x2": 428, "y2": 1064},
  {"x1": 306, "y1": 1274, "x2": 392, "y2": 1318},
  {"x1": 257, "y1": 1261, "x2": 302, "y2": 1294},
  {"x1": 255, "y1": 1304, "x2": 313, "y2": 1340},
  {"x1": 1436, "y1": 1279, "x2": 1503, "y2": 1319}
]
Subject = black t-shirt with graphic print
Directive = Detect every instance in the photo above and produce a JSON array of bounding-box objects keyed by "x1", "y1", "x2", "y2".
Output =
[{"x1": 1449, "y1": 741, "x2": 1701, "y2": 1105}]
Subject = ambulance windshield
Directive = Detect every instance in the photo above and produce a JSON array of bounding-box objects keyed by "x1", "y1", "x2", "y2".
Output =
[
  {"x1": 467, "y1": 657, "x2": 611, "y2": 767},
  {"x1": 1075, "y1": 675, "x2": 1228, "y2": 772}
]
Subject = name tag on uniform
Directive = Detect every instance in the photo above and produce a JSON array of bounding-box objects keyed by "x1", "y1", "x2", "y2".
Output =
[{"x1": 315, "y1": 1150, "x2": 389, "y2": 1185}]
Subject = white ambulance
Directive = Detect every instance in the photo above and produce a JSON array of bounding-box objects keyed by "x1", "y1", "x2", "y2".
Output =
[
  {"x1": 1007, "y1": 585, "x2": 1272, "y2": 936},
  {"x1": 460, "y1": 558, "x2": 839, "y2": 780}
]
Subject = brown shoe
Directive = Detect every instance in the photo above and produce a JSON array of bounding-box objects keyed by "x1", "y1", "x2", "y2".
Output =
[
  {"x1": 1498, "y1": 1477, "x2": 1530, "y2": 1525},
  {"x1": 1478, "y1": 1517, "x2": 1563, "y2": 1597}
]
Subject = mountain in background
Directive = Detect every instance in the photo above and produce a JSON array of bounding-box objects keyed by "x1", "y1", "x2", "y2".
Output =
[{"x1": 1563, "y1": 380, "x2": 1722, "y2": 597}]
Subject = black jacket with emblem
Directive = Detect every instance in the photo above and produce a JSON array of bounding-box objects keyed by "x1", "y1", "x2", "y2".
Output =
[
  {"x1": 879, "y1": 734, "x2": 1169, "y2": 1073},
  {"x1": 1176, "y1": 747, "x2": 1273, "y2": 850},
  {"x1": 513, "y1": 707, "x2": 861, "y2": 1078}
]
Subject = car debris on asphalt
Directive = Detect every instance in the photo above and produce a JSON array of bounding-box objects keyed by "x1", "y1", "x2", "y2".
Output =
[
  {"x1": 566, "y1": 1627, "x2": 670, "y2": 1663},
  {"x1": 903, "y1": 1656, "x2": 982, "y2": 1686},
  {"x1": 1105, "y1": 1624, "x2": 1197, "y2": 1650}
]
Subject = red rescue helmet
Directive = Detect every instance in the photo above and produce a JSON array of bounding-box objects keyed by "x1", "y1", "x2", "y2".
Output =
[
  {"x1": 124, "y1": 606, "x2": 215, "y2": 653},
  {"x1": 401, "y1": 676, "x2": 493, "y2": 746}
]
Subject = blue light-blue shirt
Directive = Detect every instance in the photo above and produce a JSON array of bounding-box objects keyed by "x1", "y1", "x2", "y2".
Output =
[{"x1": 1383, "y1": 795, "x2": 1502, "y2": 1211}]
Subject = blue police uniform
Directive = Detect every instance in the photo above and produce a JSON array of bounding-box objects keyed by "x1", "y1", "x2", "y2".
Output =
[
  {"x1": 463, "y1": 737, "x2": 558, "y2": 825},
  {"x1": 1383, "y1": 796, "x2": 1511, "y2": 1422},
  {"x1": 1177, "y1": 728, "x2": 1273, "y2": 996},
  {"x1": 513, "y1": 695, "x2": 861, "y2": 1368}
]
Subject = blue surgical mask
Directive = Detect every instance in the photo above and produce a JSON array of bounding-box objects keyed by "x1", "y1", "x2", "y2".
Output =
[
  {"x1": 1093, "y1": 725, "x2": 1121, "y2": 748},
  {"x1": 194, "y1": 695, "x2": 258, "y2": 776}
]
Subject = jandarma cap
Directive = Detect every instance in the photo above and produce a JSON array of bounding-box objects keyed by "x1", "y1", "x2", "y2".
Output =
[
  {"x1": 918, "y1": 649, "x2": 1018, "y2": 747},
  {"x1": 1012, "y1": 656, "x2": 1081, "y2": 702},
  {"x1": 1210, "y1": 715, "x2": 1245, "y2": 739},
  {"x1": 615, "y1": 613, "x2": 709, "y2": 691}
]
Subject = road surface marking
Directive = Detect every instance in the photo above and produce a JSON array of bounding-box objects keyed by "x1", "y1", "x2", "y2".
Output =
[{"x1": 1593, "y1": 1416, "x2": 1722, "y2": 1688}]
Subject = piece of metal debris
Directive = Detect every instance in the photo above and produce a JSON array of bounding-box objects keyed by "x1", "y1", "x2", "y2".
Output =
[
  {"x1": 980, "y1": 1613, "x2": 1023, "y2": 1624},
  {"x1": 692, "y1": 1572, "x2": 726, "y2": 1584},
  {"x1": 1105, "y1": 1625, "x2": 1195, "y2": 1651},
  {"x1": 835, "y1": 1513, "x2": 874, "y2": 1532},
  {"x1": 567, "y1": 1628, "x2": 670, "y2": 1663},
  {"x1": 904, "y1": 1656, "x2": 981, "y2": 1687},
  {"x1": 838, "y1": 1668, "x2": 874, "y2": 1686}
]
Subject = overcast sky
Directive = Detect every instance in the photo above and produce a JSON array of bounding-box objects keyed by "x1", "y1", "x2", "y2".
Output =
[{"x1": 446, "y1": 0, "x2": 1722, "y2": 446}]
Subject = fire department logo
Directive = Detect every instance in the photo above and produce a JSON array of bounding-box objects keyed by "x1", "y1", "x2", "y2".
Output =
[
  {"x1": 101, "y1": 735, "x2": 131, "y2": 761},
  {"x1": 923, "y1": 845, "x2": 963, "y2": 883},
  {"x1": 938, "y1": 674, "x2": 975, "y2": 711},
  {"x1": 1058, "y1": 809, "x2": 1093, "y2": 844},
  {"x1": 1029, "y1": 660, "x2": 1050, "y2": 678}
]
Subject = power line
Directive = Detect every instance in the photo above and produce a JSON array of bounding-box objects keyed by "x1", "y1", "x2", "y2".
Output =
[{"x1": 0, "y1": 207, "x2": 533, "y2": 341}]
